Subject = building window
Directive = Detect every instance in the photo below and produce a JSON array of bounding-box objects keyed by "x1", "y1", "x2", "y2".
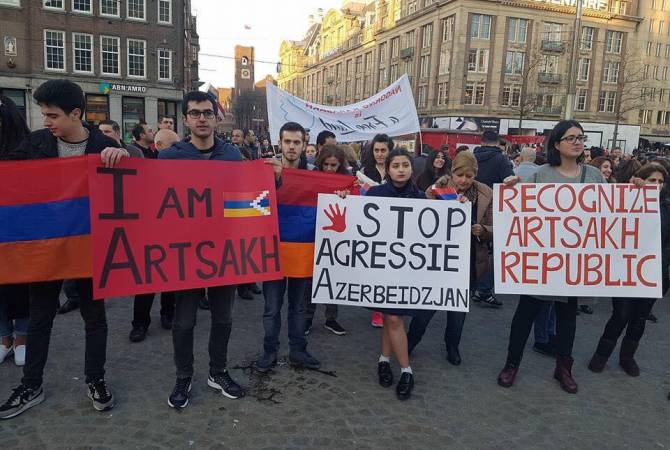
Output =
[
  {"x1": 390, "y1": 62, "x2": 398, "y2": 81},
  {"x1": 577, "y1": 58, "x2": 591, "y2": 81},
  {"x1": 1, "y1": 89, "x2": 26, "y2": 119},
  {"x1": 508, "y1": 18, "x2": 528, "y2": 44},
  {"x1": 505, "y1": 51, "x2": 524, "y2": 75},
  {"x1": 421, "y1": 24, "x2": 432, "y2": 48},
  {"x1": 666, "y1": 44, "x2": 670, "y2": 58},
  {"x1": 437, "y1": 82, "x2": 448, "y2": 106},
  {"x1": 100, "y1": 36, "x2": 120, "y2": 75},
  {"x1": 647, "y1": 42, "x2": 653, "y2": 56},
  {"x1": 85, "y1": 94, "x2": 109, "y2": 126},
  {"x1": 657, "y1": 43, "x2": 663, "y2": 57},
  {"x1": 158, "y1": 49, "x2": 172, "y2": 81},
  {"x1": 470, "y1": 14, "x2": 491, "y2": 40},
  {"x1": 355, "y1": 56, "x2": 362, "y2": 74},
  {"x1": 663, "y1": 66, "x2": 669, "y2": 80},
  {"x1": 542, "y1": 22, "x2": 562, "y2": 42},
  {"x1": 158, "y1": 0, "x2": 172, "y2": 24},
  {"x1": 420, "y1": 54, "x2": 430, "y2": 77},
  {"x1": 439, "y1": 47, "x2": 451, "y2": 75},
  {"x1": 100, "y1": 0, "x2": 118, "y2": 16},
  {"x1": 575, "y1": 88, "x2": 588, "y2": 111},
  {"x1": 502, "y1": 85, "x2": 521, "y2": 107},
  {"x1": 72, "y1": 0, "x2": 91, "y2": 12},
  {"x1": 391, "y1": 37, "x2": 399, "y2": 58},
  {"x1": 464, "y1": 82, "x2": 485, "y2": 105},
  {"x1": 598, "y1": 91, "x2": 616, "y2": 112},
  {"x1": 127, "y1": 39, "x2": 146, "y2": 78},
  {"x1": 581, "y1": 27, "x2": 594, "y2": 50},
  {"x1": 43, "y1": 0, "x2": 63, "y2": 9},
  {"x1": 44, "y1": 30, "x2": 65, "y2": 72},
  {"x1": 405, "y1": 30, "x2": 415, "y2": 48},
  {"x1": 610, "y1": 1, "x2": 628, "y2": 14},
  {"x1": 639, "y1": 109, "x2": 652, "y2": 124},
  {"x1": 540, "y1": 54, "x2": 559, "y2": 74},
  {"x1": 122, "y1": 96, "x2": 145, "y2": 143},
  {"x1": 605, "y1": 31, "x2": 623, "y2": 54},
  {"x1": 602, "y1": 61, "x2": 620, "y2": 83},
  {"x1": 442, "y1": 16, "x2": 454, "y2": 42},
  {"x1": 418, "y1": 85, "x2": 428, "y2": 107},
  {"x1": 127, "y1": 0, "x2": 145, "y2": 20},
  {"x1": 72, "y1": 33, "x2": 93, "y2": 73},
  {"x1": 468, "y1": 48, "x2": 489, "y2": 73}
]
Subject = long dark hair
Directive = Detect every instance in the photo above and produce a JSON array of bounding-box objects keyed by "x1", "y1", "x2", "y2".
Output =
[
  {"x1": 384, "y1": 148, "x2": 414, "y2": 182},
  {"x1": 0, "y1": 95, "x2": 30, "y2": 158},
  {"x1": 315, "y1": 144, "x2": 349, "y2": 175},
  {"x1": 362, "y1": 133, "x2": 394, "y2": 171},
  {"x1": 546, "y1": 120, "x2": 584, "y2": 166}
]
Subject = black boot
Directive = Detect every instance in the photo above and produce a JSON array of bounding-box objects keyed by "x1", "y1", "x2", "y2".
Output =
[
  {"x1": 619, "y1": 338, "x2": 640, "y2": 377},
  {"x1": 588, "y1": 338, "x2": 617, "y2": 373}
]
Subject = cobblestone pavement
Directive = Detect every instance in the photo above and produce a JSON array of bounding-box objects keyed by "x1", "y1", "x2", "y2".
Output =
[{"x1": 0, "y1": 292, "x2": 668, "y2": 450}]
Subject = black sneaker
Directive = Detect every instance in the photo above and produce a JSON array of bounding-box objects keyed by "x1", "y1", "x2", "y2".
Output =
[
  {"x1": 129, "y1": 325, "x2": 148, "y2": 343},
  {"x1": 579, "y1": 305, "x2": 594, "y2": 315},
  {"x1": 378, "y1": 361, "x2": 393, "y2": 388},
  {"x1": 255, "y1": 352, "x2": 278, "y2": 373},
  {"x1": 199, "y1": 296, "x2": 210, "y2": 310},
  {"x1": 289, "y1": 351, "x2": 321, "y2": 370},
  {"x1": 646, "y1": 313, "x2": 658, "y2": 323},
  {"x1": 324, "y1": 320, "x2": 347, "y2": 336},
  {"x1": 478, "y1": 294, "x2": 503, "y2": 308},
  {"x1": 168, "y1": 377, "x2": 192, "y2": 409},
  {"x1": 249, "y1": 283, "x2": 262, "y2": 295},
  {"x1": 87, "y1": 379, "x2": 115, "y2": 411},
  {"x1": 237, "y1": 287, "x2": 253, "y2": 300},
  {"x1": 207, "y1": 371, "x2": 245, "y2": 399},
  {"x1": 396, "y1": 372, "x2": 414, "y2": 400},
  {"x1": 0, "y1": 384, "x2": 44, "y2": 419},
  {"x1": 533, "y1": 341, "x2": 556, "y2": 357}
]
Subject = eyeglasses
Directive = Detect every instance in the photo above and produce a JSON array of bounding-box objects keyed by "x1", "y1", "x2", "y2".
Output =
[
  {"x1": 560, "y1": 135, "x2": 588, "y2": 144},
  {"x1": 187, "y1": 109, "x2": 215, "y2": 119}
]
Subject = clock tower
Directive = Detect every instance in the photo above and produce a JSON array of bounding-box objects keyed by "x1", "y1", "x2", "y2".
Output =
[{"x1": 234, "y1": 45, "x2": 255, "y2": 97}]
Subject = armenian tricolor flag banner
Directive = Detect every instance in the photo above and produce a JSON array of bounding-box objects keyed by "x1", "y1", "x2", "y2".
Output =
[
  {"x1": 0, "y1": 156, "x2": 92, "y2": 284},
  {"x1": 277, "y1": 169, "x2": 356, "y2": 278},
  {"x1": 432, "y1": 186, "x2": 459, "y2": 200},
  {"x1": 223, "y1": 190, "x2": 271, "y2": 217}
]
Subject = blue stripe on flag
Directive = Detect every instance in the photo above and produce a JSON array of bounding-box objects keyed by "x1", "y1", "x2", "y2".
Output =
[{"x1": 0, "y1": 198, "x2": 90, "y2": 243}]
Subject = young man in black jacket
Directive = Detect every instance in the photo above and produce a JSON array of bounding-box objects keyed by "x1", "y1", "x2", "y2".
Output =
[{"x1": 0, "y1": 79, "x2": 128, "y2": 419}]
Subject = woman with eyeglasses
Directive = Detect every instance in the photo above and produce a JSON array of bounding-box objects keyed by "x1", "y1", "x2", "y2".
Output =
[
  {"x1": 416, "y1": 149, "x2": 451, "y2": 191},
  {"x1": 588, "y1": 163, "x2": 669, "y2": 377},
  {"x1": 497, "y1": 120, "x2": 606, "y2": 394}
]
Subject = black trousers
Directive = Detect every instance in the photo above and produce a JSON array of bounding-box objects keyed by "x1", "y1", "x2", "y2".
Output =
[
  {"x1": 601, "y1": 298, "x2": 656, "y2": 343},
  {"x1": 506, "y1": 295, "x2": 578, "y2": 366},
  {"x1": 132, "y1": 292, "x2": 175, "y2": 328},
  {"x1": 22, "y1": 279, "x2": 107, "y2": 388},
  {"x1": 172, "y1": 285, "x2": 235, "y2": 378},
  {"x1": 0, "y1": 284, "x2": 29, "y2": 320},
  {"x1": 407, "y1": 310, "x2": 466, "y2": 350}
]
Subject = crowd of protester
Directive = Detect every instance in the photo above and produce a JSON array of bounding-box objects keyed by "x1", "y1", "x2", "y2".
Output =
[{"x1": 0, "y1": 79, "x2": 668, "y2": 420}]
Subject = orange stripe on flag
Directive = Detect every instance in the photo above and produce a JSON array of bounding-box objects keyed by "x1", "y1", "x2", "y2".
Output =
[
  {"x1": 0, "y1": 235, "x2": 92, "y2": 284},
  {"x1": 280, "y1": 242, "x2": 315, "y2": 278}
]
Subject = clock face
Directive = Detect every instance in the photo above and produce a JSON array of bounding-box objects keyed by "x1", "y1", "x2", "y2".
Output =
[
  {"x1": 241, "y1": 56, "x2": 248, "y2": 66},
  {"x1": 241, "y1": 69, "x2": 251, "y2": 79}
]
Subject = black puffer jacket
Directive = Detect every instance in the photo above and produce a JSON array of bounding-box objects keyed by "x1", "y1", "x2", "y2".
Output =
[
  {"x1": 7, "y1": 122, "x2": 118, "y2": 160},
  {"x1": 473, "y1": 145, "x2": 514, "y2": 188}
]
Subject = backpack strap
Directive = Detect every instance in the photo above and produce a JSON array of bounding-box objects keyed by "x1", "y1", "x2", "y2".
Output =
[{"x1": 579, "y1": 165, "x2": 586, "y2": 183}]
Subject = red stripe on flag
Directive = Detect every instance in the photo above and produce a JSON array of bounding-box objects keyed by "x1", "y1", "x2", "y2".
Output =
[
  {"x1": 277, "y1": 169, "x2": 356, "y2": 207},
  {"x1": 0, "y1": 156, "x2": 88, "y2": 206}
]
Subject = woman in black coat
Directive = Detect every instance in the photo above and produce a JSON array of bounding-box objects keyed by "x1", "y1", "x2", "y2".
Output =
[{"x1": 416, "y1": 148, "x2": 451, "y2": 191}]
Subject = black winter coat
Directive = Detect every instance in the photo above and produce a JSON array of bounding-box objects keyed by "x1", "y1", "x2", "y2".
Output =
[{"x1": 8, "y1": 123, "x2": 118, "y2": 160}]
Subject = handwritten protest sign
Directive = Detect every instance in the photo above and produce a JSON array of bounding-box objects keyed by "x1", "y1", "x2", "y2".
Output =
[
  {"x1": 266, "y1": 75, "x2": 420, "y2": 143},
  {"x1": 494, "y1": 183, "x2": 662, "y2": 298},
  {"x1": 88, "y1": 158, "x2": 281, "y2": 298},
  {"x1": 311, "y1": 194, "x2": 472, "y2": 312}
]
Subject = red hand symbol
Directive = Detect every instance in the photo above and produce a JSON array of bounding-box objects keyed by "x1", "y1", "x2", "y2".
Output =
[{"x1": 322, "y1": 203, "x2": 347, "y2": 232}]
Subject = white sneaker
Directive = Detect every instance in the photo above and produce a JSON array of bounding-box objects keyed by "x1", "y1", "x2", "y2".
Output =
[
  {"x1": 0, "y1": 344, "x2": 13, "y2": 364},
  {"x1": 13, "y1": 345, "x2": 26, "y2": 366}
]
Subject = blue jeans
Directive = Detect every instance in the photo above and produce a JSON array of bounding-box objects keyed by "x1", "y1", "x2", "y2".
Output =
[
  {"x1": 533, "y1": 302, "x2": 556, "y2": 345},
  {"x1": 262, "y1": 278, "x2": 308, "y2": 354},
  {"x1": 475, "y1": 255, "x2": 494, "y2": 297},
  {"x1": 0, "y1": 304, "x2": 28, "y2": 338}
]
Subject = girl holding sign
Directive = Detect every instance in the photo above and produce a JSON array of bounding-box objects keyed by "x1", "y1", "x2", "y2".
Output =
[
  {"x1": 353, "y1": 148, "x2": 424, "y2": 400},
  {"x1": 497, "y1": 120, "x2": 606, "y2": 394},
  {"x1": 406, "y1": 151, "x2": 493, "y2": 366},
  {"x1": 588, "y1": 163, "x2": 669, "y2": 377}
]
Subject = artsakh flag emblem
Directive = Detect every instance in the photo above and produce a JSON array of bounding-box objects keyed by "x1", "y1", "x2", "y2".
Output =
[{"x1": 223, "y1": 190, "x2": 271, "y2": 217}]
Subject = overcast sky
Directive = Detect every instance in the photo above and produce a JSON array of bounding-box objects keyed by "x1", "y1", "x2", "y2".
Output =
[{"x1": 193, "y1": 0, "x2": 343, "y2": 89}]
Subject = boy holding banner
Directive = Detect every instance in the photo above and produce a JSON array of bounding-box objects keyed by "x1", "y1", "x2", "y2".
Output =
[{"x1": 0, "y1": 80, "x2": 127, "y2": 419}]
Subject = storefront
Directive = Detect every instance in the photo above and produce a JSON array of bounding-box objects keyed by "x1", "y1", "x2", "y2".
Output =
[
  {"x1": 85, "y1": 94, "x2": 109, "y2": 126},
  {"x1": 158, "y1": 99, "x2": 178, "y2": 134},
  {"x1": 121, "y1": 96, "x2": 145, "y2": 143}
]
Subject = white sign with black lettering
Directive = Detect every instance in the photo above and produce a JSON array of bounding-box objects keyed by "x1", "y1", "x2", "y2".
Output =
[{"x1": 311, "y1": 194, "x2": 472, "y2": 312}]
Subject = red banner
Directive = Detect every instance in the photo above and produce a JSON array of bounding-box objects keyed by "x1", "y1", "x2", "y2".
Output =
[{"x1": 88, "y1": 157, "x2": 281, "y2": 298}]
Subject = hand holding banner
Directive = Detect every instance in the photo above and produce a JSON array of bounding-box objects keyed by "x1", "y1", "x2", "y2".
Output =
[{"x1": 311, "y1": 194, "x2": 472, "y2": 311}]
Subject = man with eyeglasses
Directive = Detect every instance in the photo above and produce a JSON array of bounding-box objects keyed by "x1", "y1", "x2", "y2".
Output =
[{"x1": 158, "y1": 91, "x2": 247, "y2": 410}]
